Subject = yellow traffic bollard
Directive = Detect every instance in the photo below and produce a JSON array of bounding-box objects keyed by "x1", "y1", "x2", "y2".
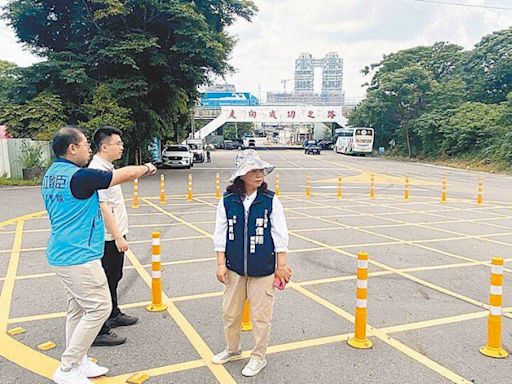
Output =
[
  {"x1": 160, "y1": 174, "x2": 166, "y2": 205},
  {"x1": 306, "y1": 175, "x2": 311, "y2": 198},
  {"x1": 441, "y1": 177, "x2": 447, "y2": 203},
  {"x1": 215, "y1": 172, "x2": 221, "y2": 200},
  {"x1": 337, "y1": 176, "x2": 342, "y2": 200},
  {"x1": 132, "y1": 178, "x2": 139, "y2": 209},
  {"x1": 347, "y1": 251, "x2": 373, "y2": 349},
  {"x1": 477, "y1": 178, "x2": 483, "y2": 205},
  {"x1": 275, "y1": 172, "x2": 280, "y2": 197},
  {"x1": 241, "y1": 299, "x2": 253, "y2": 331},
  {"x1": 480, "y1": 257, "x2": 508, "y2": 358},
  {"x1": 404, "y1": 176, "x2": 409, "y2": 201},
  {"x1": 146, "y1": 232, "x2": 167, "y2": 312},
  {"x1": 370, "y1": 174, "x2": 375, "y2": 199},
  {"x1": 187, "y1": 173, "x2": 193, "y2": 201}
]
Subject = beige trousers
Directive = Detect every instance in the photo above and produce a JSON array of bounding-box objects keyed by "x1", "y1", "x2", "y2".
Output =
[
  {"x1": 53, "y1": 259, "x2": 112, "y2": 370},
  {"x1": 222, "y1": 270, "x2": 275, "y2": 359}
]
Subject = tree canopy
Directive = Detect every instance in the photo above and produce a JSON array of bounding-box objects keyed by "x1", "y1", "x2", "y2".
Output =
[
  {"x1": 1, "y1": 0, "x2": 257, "y2": 159},
  {"x1": 350, "y1": 27, "x2": 512, "y2": 168}
]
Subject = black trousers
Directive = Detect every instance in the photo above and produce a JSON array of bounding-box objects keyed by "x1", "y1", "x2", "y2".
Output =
[{"x1": 98, "y1": 238, "x2": 124, "y2": 335}]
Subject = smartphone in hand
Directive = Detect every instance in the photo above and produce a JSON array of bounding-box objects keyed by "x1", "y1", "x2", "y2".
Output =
[{"x1": 273, "y1": 277, "x2": 286, "y2": 290}]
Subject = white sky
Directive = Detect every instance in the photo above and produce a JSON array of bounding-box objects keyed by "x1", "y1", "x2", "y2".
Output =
[{"x1": 1, "y1": 0, "x2": 511, "y2": 100}]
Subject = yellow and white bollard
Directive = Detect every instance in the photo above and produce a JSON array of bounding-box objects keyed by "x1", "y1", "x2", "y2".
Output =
[
  {"x1": 477, "y1": 178, "x2": 483, "y2": 205},
  {"x1": 241, "y1": 299, "x2": 253, "y2": 331},
  {"x1": 160, "y1": 174, "x2": 166, "y2": 205},
  {"x1": 215, "y1": 172, "x2": 221, "y2": 200},
  {"x1": 370, "y1": 174, "x2": 375, "y2": 199},
  {"x1": 480, "y1": 257, "x2": 508, "y2": 358},
  {"x1": 187, "y1": 173, "x2": 193, "y2": 201},
  {"x1": 441, "y1": 177, "x2": 447, "y2": 203},
  {"x1": 306, "y1": 175, "x2": 311, "y2": 198},
  {"x1": 337, "y1": 176, "x2": 342, "y2": 200},
  {"x1": 146, "y1": 232, "x2": 167, "y2": 312},
  {"x1": 348, "y1": 251, "x2": 373, "y2": 349},
  {"x1": 404, "y1": 176, "x2": 409, "y2": 201},
  {"x1": 132, "y1": 178, "x2": 139, "y2": 209},
  {"x1": 275, "y1": 172, "x2": 280, "y2": 197}
]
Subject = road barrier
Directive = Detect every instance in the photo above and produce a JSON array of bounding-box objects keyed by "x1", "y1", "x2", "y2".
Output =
[
  {"x1": 241, "y1": 299, "x2": 252, "y2": 331},
  {"x1": 347, "y1": 251, "x2": 373, "y2": 349},
  {"x1": 146, "y1": 232, "x2": 167, "y2": 312},
  {"x1": 132, "y1": 178, "x2": 139, "y2": 209},
  {"x1": 480, "y1": 257, "x2": 508, "y2": 358}
]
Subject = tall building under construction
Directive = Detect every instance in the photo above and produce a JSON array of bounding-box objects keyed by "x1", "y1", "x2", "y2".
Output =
[{"x1": 268, "y1": 52, "x2": 344, "y2": 105}]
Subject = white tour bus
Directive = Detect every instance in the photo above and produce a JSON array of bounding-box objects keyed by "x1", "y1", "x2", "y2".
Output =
[{"x1": 334, "y1": 127, "x2": 374, "y2": 156}]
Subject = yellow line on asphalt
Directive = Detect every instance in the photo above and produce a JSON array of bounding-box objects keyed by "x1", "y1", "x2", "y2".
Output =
[
  {"x1": 125, "y1": 249, "x2": 235, "y2": 384},
  {"x1": 0, "y1": 220, "x2": 58, "y2": 380},
  {"x1": 0, "y1": 211, "x2": 46, "y2": 228}
]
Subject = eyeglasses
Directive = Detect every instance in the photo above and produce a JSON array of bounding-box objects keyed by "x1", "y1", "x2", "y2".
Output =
[
  {"x1": 73, "y1": 142, "x2": 91, "y2": 149},
  {"x1": 106, "y1": 141, "x2": 124, "y2": 147}
]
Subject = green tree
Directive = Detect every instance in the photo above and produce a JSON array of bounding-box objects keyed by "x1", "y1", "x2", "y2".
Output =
[
  {"x1": 0, "y1": 60, "x2": 17, "y2": 108},
  {"x1": 3, "y1": 0, "x2": 257, "y2": 157},
  {"x1": 460, "y1": 28, "x2": 512, "y2": 104},
  {"x1": 0, "y1": 91, "x2": 67, "y2": 140}
]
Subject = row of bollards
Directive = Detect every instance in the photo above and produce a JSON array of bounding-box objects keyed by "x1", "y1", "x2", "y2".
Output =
[
  {"x1": 133, "y1": 174, "x2": 485, "y2": 207},
  {"x1": 143, "y1": 233, "x2": 507, "y2": 357}
]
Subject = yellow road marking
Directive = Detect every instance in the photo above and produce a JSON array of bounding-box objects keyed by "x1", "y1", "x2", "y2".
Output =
[{"x1": 125, "y1": 249, "x2": 235, "y2": 383}]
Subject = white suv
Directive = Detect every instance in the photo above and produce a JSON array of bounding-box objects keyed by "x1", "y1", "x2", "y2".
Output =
[{"x1": 162, "y1": 145, "x2": 194, "y2": 169}]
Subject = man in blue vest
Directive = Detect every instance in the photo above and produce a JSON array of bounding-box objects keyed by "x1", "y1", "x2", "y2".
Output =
[{"x1": 41, "y1": 127, "x2": 156, "y2": 384}]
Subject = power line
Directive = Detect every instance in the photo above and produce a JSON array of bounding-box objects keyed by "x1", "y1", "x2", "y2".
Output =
[{"x1": 411, "y1": 0, "x2": 512, "y2": 11}]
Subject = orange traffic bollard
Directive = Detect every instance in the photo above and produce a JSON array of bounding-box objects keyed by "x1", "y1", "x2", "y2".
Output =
[
  {"x1": 132, "y1": 178, "x2": 139, "y2": 209},
  {"x1": 337, "y1": 176, "x2": 342, "y2": 200},
  {"x1": 275, "y1": 172, "x2": 280, "y2": 197},
  {"x1": 146, "y1": 232, "x2": 167, "y2": 312},
  {"x1": 160, "y1": 174, "x2": 166, "y2": 205},
  {"x1": 306, "y1": 175, "x2": 311, "y2": 198},
  {"x1": 480, "y1": 257, "x2": 508, "y2": 358},
  {"x1": 215, "y1": 172, "x2": 221, "y2": 200},
  {"x1": 347, "y1": 251, "x2": 373, "y2": 349},
  {"x1": 241, "y1": 299, "x2": 252, "y2": 331},
  {"x1": 441, "y1": 177, "x2": 447, "y2": 203},
  {"x1": 477, "y1": 178, "x2": 483, "y2": 205},
  {"x1": 404, "y1": 176, "x2": 409, "y2": 201},
  {"x1": 370, "y1": 174, "x2": 375, "y2": 199},
  {"x1": 187, "y1": 173, "x2": 193, "y2": 201}
]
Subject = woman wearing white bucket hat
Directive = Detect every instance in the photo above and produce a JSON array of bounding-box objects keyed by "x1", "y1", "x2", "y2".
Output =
[{"x1": 212, "y1": 149, "x2": 291, "y2": 377}]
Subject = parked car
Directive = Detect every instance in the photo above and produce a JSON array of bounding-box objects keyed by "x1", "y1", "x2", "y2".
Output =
[
  {"x1": 224, "y1": 140, "x2": 244, "y2": 150},
  {"x1": 304, "y1": 140, "x2": 321, "y2": 155},
  {"x1": 185, "y1": 138, "x2": 206, "y2": 163},
  {"x1": 248, "y1": 139, "x2": 256, "y2": 148},
  {"x1": 161, "y1": 145, "x2": 194, "y2": 169},
  {"x1": 318, "y1": 140, "x2": 334, "y2": 150}
]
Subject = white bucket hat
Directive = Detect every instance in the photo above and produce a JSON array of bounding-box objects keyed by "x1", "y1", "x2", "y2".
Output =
[{"x1": 229, "y1": 149, "x2": 275, "y2": 183}]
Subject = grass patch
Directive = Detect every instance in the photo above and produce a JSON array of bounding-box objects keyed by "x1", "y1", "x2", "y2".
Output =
[{"x1": 0, "y1": 177, "x2": 41, "y2": 186}]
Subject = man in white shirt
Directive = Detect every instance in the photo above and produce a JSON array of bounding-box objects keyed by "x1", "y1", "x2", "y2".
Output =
[{"x1": 89, "y1": 127, "x2": 139, "y2": 346}]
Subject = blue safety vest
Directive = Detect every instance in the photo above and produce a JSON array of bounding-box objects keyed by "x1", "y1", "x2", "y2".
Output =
[
  {"x1": 223, "y1": 190, "x2": 275, "y2": 277},
  {"x1": 41, "y1": 159, "x2": 105, "y2": 266}
]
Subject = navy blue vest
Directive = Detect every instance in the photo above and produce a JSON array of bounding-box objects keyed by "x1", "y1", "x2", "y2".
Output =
[{"x1": 223, "y1": 190, "x2": 275, "y2": 277}]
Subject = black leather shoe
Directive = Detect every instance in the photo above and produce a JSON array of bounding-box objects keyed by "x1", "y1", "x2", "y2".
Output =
[
  {"x1": 106, "y1": 313, "x2": 138, "y2": 328},
  {"x1": 92, "y1": 331, "x2": 126, "y2": 347}
]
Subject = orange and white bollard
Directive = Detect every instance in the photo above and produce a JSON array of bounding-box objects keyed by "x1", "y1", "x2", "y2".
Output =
[
  {"x1": 241, "y1": 299, "x2": 253, "y2": 331},
  {"x1": 187, "y1": 173, "x2": 193, "y2": 201},
  {"x1": 146, "y1": 232, "x2": 167, "y2": 312},
  {"x1": 132, "y1": 178, "x2": 139, "y2": 209},
  {"x1": 160, "y1": 174, "x2": 166, "y2": 205},
  {"x1": 477, "y1": 178, "x2": 483, "y2": 205},
  {"x1": 337, "y1": 176, "x2": 342, "y2": 200},
  {"x1": 480, "y1": 257, "x2": 508, "y2": 358},
  {"x1": 441, "y1": 177, "x2": 447, "y2": 203},
  {"x1": 347, "y1": 251, "x2": 373, "y2": 349},
  {"x1": 404, "y1": 176, "x2": 409, "y2": 201},
  {"x1": 306, "y1": 175, "x2": 311, "y2": 198},
  {"x1": 215, "y1": 172, "x2": 221, "y2": 200},
  {"x1": 275, "y1": 172, "x2": 280, "y2": 197},
  {"x1": 370, "y1": 174, "x2": 375, "y2": 199}
]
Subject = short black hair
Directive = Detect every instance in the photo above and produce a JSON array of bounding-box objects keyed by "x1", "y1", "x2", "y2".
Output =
[
  {"x1": 52, "y1": 126, "x2": 85, "y2": 157},
  {"x1": 93, "y1": 126, "x2": 122, "y2": 151}
]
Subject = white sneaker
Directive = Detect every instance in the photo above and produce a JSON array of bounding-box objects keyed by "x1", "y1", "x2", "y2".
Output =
[
  {"x1": 80, "y1": 356, "x2": 109, "y2": 378},
  {"x1": 53, "y1": 367, "x2": 92, "y2": 384},
  {"x1": 211, "y1": 348, "x2": 242, "y2": 364},
  {"x1": 242, "y1": 357, "x2": 267, "y2": 377}
]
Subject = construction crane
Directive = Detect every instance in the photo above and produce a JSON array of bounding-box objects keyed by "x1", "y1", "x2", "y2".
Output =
[{"x1": 281, "y1": 78, "x2": 294, "y2": 94}]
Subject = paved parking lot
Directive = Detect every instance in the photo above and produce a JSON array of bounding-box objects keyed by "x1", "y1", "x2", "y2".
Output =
[{"x1": 1, "y1": 149, "x2": 512, "y2": 383}]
